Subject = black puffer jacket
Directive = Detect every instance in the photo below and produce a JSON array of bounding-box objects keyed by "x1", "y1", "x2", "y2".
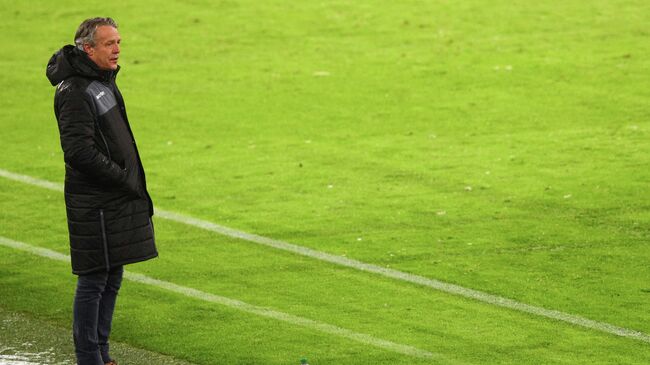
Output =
[{"x1": 46, "y1": 45, "x2": 158, "y2": 275}]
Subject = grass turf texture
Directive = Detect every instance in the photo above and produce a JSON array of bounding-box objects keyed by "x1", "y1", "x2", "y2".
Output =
[{"x1": 1, "y1": 0, "x2": 650, "y2": 363}]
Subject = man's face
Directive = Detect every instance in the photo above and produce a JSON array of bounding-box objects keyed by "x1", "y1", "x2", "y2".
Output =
[{"x1": 84, "y1": 25, "x2": 120, "y2": 70}]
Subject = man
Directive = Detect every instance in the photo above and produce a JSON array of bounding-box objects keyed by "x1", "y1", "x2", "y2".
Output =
[{"x1": 46, "y1": 17, "x2": 158, "y2": 365}]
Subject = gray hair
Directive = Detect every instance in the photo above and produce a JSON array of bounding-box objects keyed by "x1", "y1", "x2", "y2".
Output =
[{"x1": 74, "y1": 17, "x2": 118, "y2": 50}]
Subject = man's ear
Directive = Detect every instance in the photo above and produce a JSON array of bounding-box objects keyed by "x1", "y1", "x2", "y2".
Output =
[{"x1": 83, "y1": 43, "x2": 94, "y2": 56}]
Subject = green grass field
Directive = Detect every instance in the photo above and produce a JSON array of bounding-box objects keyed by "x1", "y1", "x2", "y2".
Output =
[{"x1": 1, "y1": 0, "x2": 650, "y2": 363}]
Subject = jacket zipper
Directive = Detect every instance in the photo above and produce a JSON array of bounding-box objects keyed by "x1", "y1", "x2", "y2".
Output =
[
  {"x1": 96, "y1": 122, "x2": 112, "y2": 160},
  {"x1": 99, "y1": 209, "x2": 111, "y2": 272}
]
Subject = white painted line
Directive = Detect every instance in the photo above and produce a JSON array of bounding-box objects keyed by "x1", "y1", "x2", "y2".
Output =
[
  {"x1": 0, "y1": 169, "x2": 63, "y2": 192},
  {"x1": 0, "y1": 237, "x2": 69, "y2": 262},
  {"x1": 152, "y1": 210, "x2": 650, "y2": 345},
  {"x1": 1, "y1": 168, "x2": 649, "y2": 344},
  {"x1": 0, "y1": 236, "x2": 436, "y2": 360}
]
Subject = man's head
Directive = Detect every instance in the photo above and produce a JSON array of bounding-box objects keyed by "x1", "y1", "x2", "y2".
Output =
[{"x1": 74, "y1": 17, "x2": 121, "y2": 71}]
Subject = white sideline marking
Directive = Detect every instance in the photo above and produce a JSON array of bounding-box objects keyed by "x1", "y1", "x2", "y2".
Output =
[
  {"x1": 1, "y1": 168, "x2": 649, "y2": 344},
  {"x1": 0, "y1": 236, "x2": 435, "y2": 360},
  {"x1": 0, "y1": 169, "x2": 64, "y2": 192}
]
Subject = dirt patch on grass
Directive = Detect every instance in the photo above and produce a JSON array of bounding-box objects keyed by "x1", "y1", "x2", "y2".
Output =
[{"x1": 0, "y1": 307, "x2": 197, "y2": 365}]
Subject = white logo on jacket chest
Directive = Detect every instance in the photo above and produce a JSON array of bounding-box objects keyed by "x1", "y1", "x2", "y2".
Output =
[{"x1": 95, "y1": 91, "x2": 105, "y2": 100}]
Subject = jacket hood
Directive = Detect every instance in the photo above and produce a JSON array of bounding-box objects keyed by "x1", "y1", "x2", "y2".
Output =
[{"x1": 46, "y1": 45, "x2": 119, "y2": 86}]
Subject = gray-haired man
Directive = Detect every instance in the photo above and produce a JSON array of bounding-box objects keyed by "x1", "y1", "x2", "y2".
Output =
[{"x1": 46, "y1": 18, "x2": 158, "y2": 365}]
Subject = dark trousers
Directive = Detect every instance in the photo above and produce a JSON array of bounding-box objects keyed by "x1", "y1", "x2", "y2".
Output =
[{"x1": 73, "y1": 266, "x2": 123, "y2": 365}]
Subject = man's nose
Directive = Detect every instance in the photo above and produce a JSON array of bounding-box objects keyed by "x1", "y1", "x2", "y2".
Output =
[{"x1": 114, "y1": 44, "x2": 120, "y2": 53}]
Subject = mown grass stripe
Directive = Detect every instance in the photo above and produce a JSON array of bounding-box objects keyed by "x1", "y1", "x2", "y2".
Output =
[
  {"x1": 0, "y1": 236, "x2": 436, "y2": 360},
  {"x1": 1, "y1": 168, "x2": 649, "y2": 345}
]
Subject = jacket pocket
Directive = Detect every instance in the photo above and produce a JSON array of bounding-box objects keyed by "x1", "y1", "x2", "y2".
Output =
[{"x1": 96, "y1": 121, "x2": 112, "y2": 161}]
